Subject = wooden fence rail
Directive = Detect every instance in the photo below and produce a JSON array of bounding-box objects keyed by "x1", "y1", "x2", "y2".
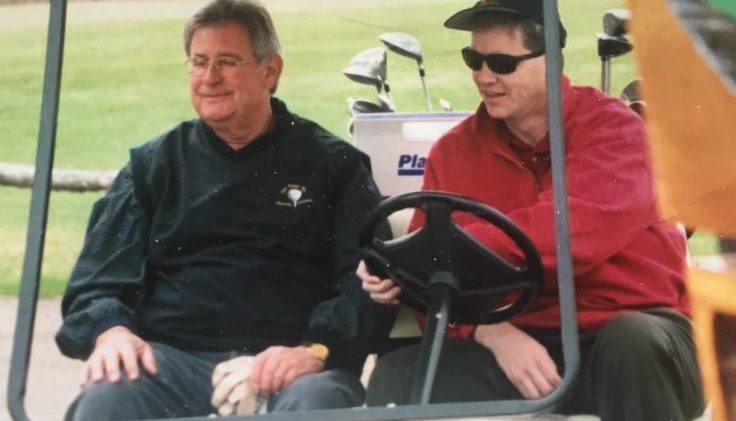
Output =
[{"x1": 0, "y1": 162, "x2": 116, "y2": 192}]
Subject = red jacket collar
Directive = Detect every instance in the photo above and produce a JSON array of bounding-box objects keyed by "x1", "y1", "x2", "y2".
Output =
[{"x1": 472, "y1": 76, "x2": 574, "y2": 161}]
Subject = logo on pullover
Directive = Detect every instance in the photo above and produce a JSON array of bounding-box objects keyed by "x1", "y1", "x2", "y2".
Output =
[
  {"x1": 275, "y1": 184, "x2": 313, "y2": 208},
  {"x1": 397, "y1": 154, "x2": 426, "y2": 176}
]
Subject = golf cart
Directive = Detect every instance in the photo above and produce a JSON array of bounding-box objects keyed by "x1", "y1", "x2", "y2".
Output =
[
  {"x1": 9, "y1": 1, "x2": 578, "y2": 419},
  {"x1": 7, "y1": 0, "x2": 734, "y2": 419}
]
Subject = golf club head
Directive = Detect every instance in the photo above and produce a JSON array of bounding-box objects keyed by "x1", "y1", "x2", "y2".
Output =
[
  {"x1": 597, "y1": 33, "x2": 633, "y2": 58},
  {"x1": 620, "y1": 79, "x2": 645, "y2": 117},
  {"x1": 348, "y1": 47, "x2": 387, "y2": 82},
  {"x1": 603, "y1": 8, "x2": 631, "y2": 37},
  {"x1": 620, "y1": 79, "x2": 642, "y2": 103},
  {"x1": 439, "y1": 99, "x2": 453, "y2": 112},
  {"x1": 347, "y1": 96, "x2": 393, "y2": 115},
  {"x1": 346, "y1": 96, "x2": 393, "y2": 137},
  {"x1": 379, "y1": 32, "x2": 423, "y2": 63},
  {"x1": 629, "y1": 100, "x2": 646, "y2": 117},
  {"x1": 343, "y1": 64, "x2": 383, "y2": 90}
]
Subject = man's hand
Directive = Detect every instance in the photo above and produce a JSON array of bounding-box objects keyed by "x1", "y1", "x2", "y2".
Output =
[
  {"x1": 211, "y1": 356, "x2": 261, "y2": 416},
  {"x1": 474, "y1": 323, "x2": 561, "y2": 399},
  {"x1": 82, "y1": 325, "x2": 157, "y2": 385},
  {"x1": 357, "y1": 260, "x2": 401, "y2": 304},
  {"x1": 247, "y1": 345, "x2": 325, "y2": 396}
]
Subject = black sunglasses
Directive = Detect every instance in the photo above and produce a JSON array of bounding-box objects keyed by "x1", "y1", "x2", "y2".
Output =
[{"x1": 461, "y1": 47, "x2": 545, "y2": 74}]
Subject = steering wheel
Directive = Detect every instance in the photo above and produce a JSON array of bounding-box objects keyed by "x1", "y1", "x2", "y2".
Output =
[{"x1": 361, "y1": 191, "x2": 543, "y2": 325}]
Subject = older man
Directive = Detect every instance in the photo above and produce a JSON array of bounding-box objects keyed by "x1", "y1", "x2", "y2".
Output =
[
  {"x1": 359, "y1": 1, "x2": 705, "y2": 420},
  {"x1": 57, "y1": 0, "x2": 380, "y2": 419}
]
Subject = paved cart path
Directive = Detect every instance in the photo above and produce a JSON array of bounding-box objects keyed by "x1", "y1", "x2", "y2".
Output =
[{"x1": 0, "y1": 298, "x2": 80, "y2": 421}]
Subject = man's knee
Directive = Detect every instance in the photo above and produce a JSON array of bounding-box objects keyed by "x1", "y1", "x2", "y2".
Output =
[
  {"x1": 594, "y1": 311, "x2": 673, "y2": 364},
  {"x1": 268, "y1": 369, "x2": 365, "y2": 411},
  {"x1": 66, "y1": 379, "x2": 151, "y2": 421},
  {"x1": 592, "y1": 310, "x2": 701, "y2": 395},
  {"x1": 366, "y1": 345, "x2": 420, "y2": 406},
  {"x1": 589, "y1": 311, "x2": 704, "y2": 419}
]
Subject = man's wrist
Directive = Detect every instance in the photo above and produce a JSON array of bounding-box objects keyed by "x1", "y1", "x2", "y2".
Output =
[
  {"x1": 474, "y1": 322, "x2": 513, "y2": 350},
  {"x1": 95, "y1": 325, "x2": 132, "y2": 346}
]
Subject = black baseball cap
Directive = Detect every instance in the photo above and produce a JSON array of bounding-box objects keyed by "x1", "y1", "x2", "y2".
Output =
[{"x1": 444, "y1": 0, "x2": 567, "y2": 47}]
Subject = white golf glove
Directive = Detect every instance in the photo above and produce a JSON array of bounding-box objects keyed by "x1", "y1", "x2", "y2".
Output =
[{"x1": 211, "y1": 356, "x2": 263, "y2": 416}]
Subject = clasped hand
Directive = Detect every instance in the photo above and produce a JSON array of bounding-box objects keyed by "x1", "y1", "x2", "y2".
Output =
[{"x1": 210, "y1": 345, "x2": 325, "y2": 416}]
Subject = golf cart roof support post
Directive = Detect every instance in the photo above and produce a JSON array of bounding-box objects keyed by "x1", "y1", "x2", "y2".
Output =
[
  {"x1": 7, "y1": 0, "x2": 68, "y2": 420},
  {"x1": 543, "y1": 0, "x2": 580, "y2": 412}
]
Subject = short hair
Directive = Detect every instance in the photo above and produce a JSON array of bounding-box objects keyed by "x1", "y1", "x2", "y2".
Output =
[
  {"x1": 183, "y1": 0, "x2": 281, "y2": 61},
  {"x1": 469, "y1": 12, "x2": 546, "y2": 52}
]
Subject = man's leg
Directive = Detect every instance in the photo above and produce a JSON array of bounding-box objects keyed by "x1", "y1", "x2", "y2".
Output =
[
  {"x1": 65, "y1": 343, "x2": 226, "y2": 421},
  {"x1": 267, "y1": 369, "x2": 365, "y2": 411},
  {"x1": 365, "y1": 339, "x2": 522, "y2": 406},
  {"x1": 580, "y1": 309, "x2": 705, "y2": 421}
]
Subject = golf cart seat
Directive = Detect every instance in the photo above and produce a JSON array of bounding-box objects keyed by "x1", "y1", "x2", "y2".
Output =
[{"x1": 361, "y1": 191, "x2": 544, "y2": 404}]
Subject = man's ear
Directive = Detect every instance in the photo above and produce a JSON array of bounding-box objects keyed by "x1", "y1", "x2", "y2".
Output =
[{"x1": 263, "y1": 54, "x2": 283, "y2": 94}]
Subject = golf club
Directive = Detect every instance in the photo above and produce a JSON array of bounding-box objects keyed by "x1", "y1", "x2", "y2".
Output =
[
  {"x1": 603, "y1": 8, "x2": 631, "y2": 37},
  {"x1": 380, "y1": 32, "x2": 432, "y2": 111},
  {"x1": 348, "y1": 96, "x2": 394, "y2": 115},
  {"x1": 620, "y1": 79, "x2": 645, "y2": 117},
  {"x1": 346, "y1": 96, "x2": 394, "y2": 137},
  {"x1": 342, "y1": 47, "x2": 394, "y2": 107},
  {"x1": 598, "y1": 8, "x2": 634, "y2": 94},
  {"x1": 376, "y1": 93, "x2": 395, "y2": 112},
  {"x1": 598, "y1": 34, "x2": 633, "y2": 94}
]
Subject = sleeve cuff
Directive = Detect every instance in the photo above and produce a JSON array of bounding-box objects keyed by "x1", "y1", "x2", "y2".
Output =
[{"x1": 90, "y1": 315, "x2": 136, "y2": 344}]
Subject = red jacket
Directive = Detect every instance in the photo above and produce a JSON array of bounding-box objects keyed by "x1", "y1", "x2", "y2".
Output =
[{"x1": 413, "y1": 78, "x2": 689, "y2": 339}]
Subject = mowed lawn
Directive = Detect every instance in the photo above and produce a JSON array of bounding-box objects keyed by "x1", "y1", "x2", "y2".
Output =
[{"x1": 0, "y1": 0, "x2": 714, "y2": 296}]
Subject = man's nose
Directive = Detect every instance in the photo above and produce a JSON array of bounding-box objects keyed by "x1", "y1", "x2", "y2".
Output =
[
  {"x1": 475, "y1": 62, "x2": 500, "y2": 83},
  {"x1": 202, "y1": 62, "x2": 224, "y2": 83}
]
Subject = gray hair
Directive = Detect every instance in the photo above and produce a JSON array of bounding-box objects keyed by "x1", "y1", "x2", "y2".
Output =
[{"x1": 183, "y1": 0, "x2": 281, "y2": 61}]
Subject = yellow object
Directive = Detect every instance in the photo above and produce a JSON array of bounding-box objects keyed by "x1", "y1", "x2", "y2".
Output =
[
  {"x1": 688, "y1": 266, "x2": 736, "y2": 421},
  {"x1": 627, "y1": 0, "x2": 736, "y2": 419},
  {"x1": 627, "y1": 0, "x2": 736, "y2": 238},
  {"x1": 306, "y1": 343, "x2": 330, "y2": 361}
]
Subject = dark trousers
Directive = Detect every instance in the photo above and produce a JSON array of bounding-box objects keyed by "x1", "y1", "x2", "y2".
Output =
[
  {"x1": 366, "y1": 308, "x2": 705, "y2": 421},
  {"x1": 66, "y1": 342, "x2": 365, "y2": 421}
]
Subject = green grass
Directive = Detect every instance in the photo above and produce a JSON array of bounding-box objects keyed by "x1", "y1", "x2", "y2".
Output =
[
  {"x1": 0, "y1": 186, "x2": 98, "y2": 296},
  {"x1": 0, "y1": 0, "x2": 707, "y2": 297}
]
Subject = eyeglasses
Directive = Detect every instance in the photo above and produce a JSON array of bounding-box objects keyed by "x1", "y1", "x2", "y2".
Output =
[
  {"x1": 186, "y1": 55, "x2": 253, "y2": 77},
  {"x1": 461, "y1": 47, "x2": 544, "y2": 74}
]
